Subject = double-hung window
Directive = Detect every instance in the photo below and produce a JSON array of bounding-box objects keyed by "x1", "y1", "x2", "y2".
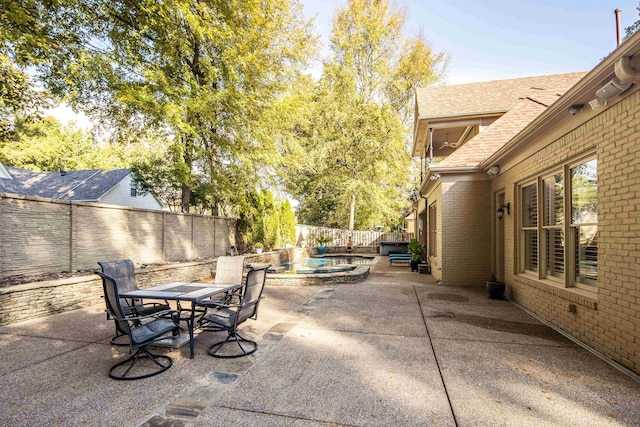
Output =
[
  {"x1": 570, "y1": 158, "x2": 598, "y2": 288},
  {"x1": 520, "y1": 182, "x2": 538, "y2": 274},
  {"x1": 518, "y1": 156, "x2": 597, "y2": 289},
  {"x1": 543, "y1": 172, "x2": 564, "y2": 281}
]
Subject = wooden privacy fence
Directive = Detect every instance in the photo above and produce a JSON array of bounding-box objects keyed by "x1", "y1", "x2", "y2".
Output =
[
  {"x1": 296, "y1": 225, "x2": 413, "y2": 251},
  {"x1": 0, "y1": 193, "x2": 236, "y2": 280}
]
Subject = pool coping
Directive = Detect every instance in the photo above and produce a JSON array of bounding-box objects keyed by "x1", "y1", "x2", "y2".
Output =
[{"x1": 265, "y1": 255, "x2": 378, "y2": 286}]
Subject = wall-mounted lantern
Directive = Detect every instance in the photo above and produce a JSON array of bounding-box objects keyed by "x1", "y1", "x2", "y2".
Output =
[{"x1": 497, "y1": 202, "x2": 510, "y2": 220}]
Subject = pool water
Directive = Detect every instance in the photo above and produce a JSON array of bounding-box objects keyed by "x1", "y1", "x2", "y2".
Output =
[{"x1": 269, "y1": 255, "x2": 374, "y2": 274}]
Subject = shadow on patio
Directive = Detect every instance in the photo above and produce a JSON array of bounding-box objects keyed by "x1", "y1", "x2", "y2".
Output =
[{"x1": 0, "y1": 257, "x2": 639, "y2": 426}]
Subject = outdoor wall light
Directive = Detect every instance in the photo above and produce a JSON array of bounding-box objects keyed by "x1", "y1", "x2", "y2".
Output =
[
  {"x1": 496, "y1": 202, "x2": 510, "y2": 220},
  {"x1": 487, "y1": 165, "x2": 500, "y2": 177},
  {"x1": 429, "y1": 174, "x2": 441, "y2": 181},
  {"x1": 569, "y1": 104, "x2": 583, "y2": 115}
]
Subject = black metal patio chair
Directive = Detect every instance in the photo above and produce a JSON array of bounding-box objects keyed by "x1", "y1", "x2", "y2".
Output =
[
  {"x1": 96, "y1": 271, "x2": 181, "y2": 380},
  {"x1": 199, "y1": 265, "x2": 269, "y2": 358},
  {"x1": 98, "y1": 260, "x2": 170, "y2": 345},
  {"x1": 196, "y1": 256, "x2": 246, "y2": 329}
]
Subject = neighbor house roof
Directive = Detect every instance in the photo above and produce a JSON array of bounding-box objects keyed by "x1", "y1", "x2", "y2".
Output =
[
  {"x1": 0, "y1": 166, "x2": 131, "y2": 201},
  {"x1": 435, "y1": 89, "x2": 562, "y2": 169},
  {"x1": 415, "y1": 72, "x2": 586, "y2": 119}
]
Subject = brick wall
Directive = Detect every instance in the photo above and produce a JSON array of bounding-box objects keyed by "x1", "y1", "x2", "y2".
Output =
[
  {"x1": 423, "y1": 183, "x2": 443, "y2": 281},
  {"x1": 441, "y1": 179, "x2": 491, "y2": 286},
  {"x1": 492, "y1": 88, "x2": 640, "y2": 374},
  {"x1": 0, "y1": 194, "x2": 236, "y2": 279}
]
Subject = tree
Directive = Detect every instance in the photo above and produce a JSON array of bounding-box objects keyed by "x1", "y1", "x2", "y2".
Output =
[
  {"x1": 0, "y1": 55, "x2": 47, "y2": 144},
  {"x1": 0, "y1": 116, "x2": 97, "y2": 171},
  {"x1": 625, "y1": 3, "x2": 640, "y2": 38},
  {"x1": 280, "y1": 0, "x2": 447, "y2": 229},
  {"x1": 2, "y1": 0, "x2": 316, "y2": 213},
  {"x1": 279, "y1": 199, "x2": 297, "y2": 246}
]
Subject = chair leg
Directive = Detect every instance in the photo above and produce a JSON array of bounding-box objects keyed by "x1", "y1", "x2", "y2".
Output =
[
  {"x1": 109, "y1": 347, "x2": 173, "y2": 380},
  {"x1": 208, "y1": 330, "x2": 257, "y2": 358},
  {"x1": 109, "y1": 329, "x2": 130, "y2": 346}
]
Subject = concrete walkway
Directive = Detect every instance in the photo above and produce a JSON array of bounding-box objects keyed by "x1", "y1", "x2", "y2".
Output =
[{"x1": 1, "y1": 257, "x2": 639, "y2": 426}]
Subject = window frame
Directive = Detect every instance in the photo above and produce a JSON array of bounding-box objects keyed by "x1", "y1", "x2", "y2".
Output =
[
  {"x1": 517, "y1": 153, "x2": 597, "y2": 290},
  {"x1": 130, "y1": 181, "x2": 138, "y2": 198},
  {"x1": 428, "y1": 202, "x2": 437, "y2": 258},
  {"x1": 519, "y1": 180, "x2": 538, "y2": 276},
  {"x1": 541, "y1": 170, "x2": 565, "y2": 283},
  {"x1": 569, "y1": 156, "x2": 598, "y2": 290}
]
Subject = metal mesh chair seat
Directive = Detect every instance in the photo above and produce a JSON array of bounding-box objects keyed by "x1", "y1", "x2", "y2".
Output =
[
  {"x1": 200, "y1": 265, "x2": 269, "y2": 358},
  {"x1": 130, "y1": 318, "x2": 178, "y2": 344}
]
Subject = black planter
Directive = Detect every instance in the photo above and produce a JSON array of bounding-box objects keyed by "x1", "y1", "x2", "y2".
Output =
[
  {"x1": 486, "y1": 280, "x2": 506, "y2": 299},
  {"x1": 410, "y1": 260, "x2": 419, "y2": 272}
]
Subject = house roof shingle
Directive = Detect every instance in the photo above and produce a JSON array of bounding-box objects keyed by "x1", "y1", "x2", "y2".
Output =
[
  {"x1": 436, "y1": 92, "x2": 558, "y2": 168},
  {"x1": 0, "y1": 167, "x2": 130, "y2": 201},
  {"x1": 416, "y1": 72, "x2": 586, "y2": 119}
]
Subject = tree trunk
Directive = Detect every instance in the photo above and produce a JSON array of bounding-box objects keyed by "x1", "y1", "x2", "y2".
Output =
[
  {"x1": 181, "y1": 183, "x2": 190, "y2": 213},
  {"x1": 349, "y1": 192, "x2": 356, "y2": 230}
]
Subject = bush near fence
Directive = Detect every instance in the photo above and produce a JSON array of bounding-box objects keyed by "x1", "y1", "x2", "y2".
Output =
[{"x1": 0, "y1": 193, "x2": 236, "y2": 281}]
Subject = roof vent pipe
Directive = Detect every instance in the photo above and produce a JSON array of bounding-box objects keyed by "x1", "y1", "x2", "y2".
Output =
[
  {"x1": 615, "y1": 9, "x2": 622, "y2": 47},
  {"x1": 615, "y1": 56, "x2": 640, "y2": 85}
]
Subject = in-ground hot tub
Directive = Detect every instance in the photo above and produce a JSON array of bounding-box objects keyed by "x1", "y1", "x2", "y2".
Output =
[
  {"x1": 261, "y1": 255, "x2": 375, "y2": 286},
  {"x1": 379, "y1": 241, "x2": 409, "y2": 255},
  {"x1": 268, "y1": 255, "x2": 374, "y2": 274}
]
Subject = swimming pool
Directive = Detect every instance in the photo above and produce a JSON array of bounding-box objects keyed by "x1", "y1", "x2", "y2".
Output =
[{"x1": 268, "y1": 255, "x2": 374, "y2": 274}]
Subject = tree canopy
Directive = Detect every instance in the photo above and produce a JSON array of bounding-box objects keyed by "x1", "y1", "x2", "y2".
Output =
[
  {"x1": 1, "y1": 0, "x2": 316, "y2": 213},
  {"x1": 1, "y1": 0, "x2": 447, "y2": 232},
  {"x1": 276, "y1": 0, "x2": 447, "y2": 230}
]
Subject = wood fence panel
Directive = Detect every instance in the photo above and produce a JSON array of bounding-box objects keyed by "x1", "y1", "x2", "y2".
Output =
[{"x1": 295, "y1": 224, "x2": 413, "y2": 251}]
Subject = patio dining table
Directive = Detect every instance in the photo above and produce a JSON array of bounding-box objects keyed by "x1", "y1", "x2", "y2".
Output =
[{"x1": 120, "y1": 282, "x2": 241, "y2": 359}]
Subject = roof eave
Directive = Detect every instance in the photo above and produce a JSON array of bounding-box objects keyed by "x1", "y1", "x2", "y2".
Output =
[{"x1": 429, "y1": 165, "x2": 481, "y2": 173}]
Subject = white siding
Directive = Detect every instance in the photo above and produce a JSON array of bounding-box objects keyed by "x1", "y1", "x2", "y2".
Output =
[
  {"x1": 0, "y1": 162, "x2": 12, "y2": 180},
  {"x1": 99, "y1": 174, "x2": 164, "y2": 210}
]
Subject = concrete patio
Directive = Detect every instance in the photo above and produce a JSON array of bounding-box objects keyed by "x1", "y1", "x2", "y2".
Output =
[{"x1": 1, "y1": 257, "x2": 639, "y2": 426}]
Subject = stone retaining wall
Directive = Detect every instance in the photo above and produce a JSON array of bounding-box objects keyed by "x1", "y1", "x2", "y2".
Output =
[
  {"x1": 0, "y1": 260, "x2": 215, "y2": 326},
  {"x1": 266, "y1": 265, "x2": 370, "y2": 286},
  {"x1": 0, "y1": 248, "x2": 372, "y2": 326}
]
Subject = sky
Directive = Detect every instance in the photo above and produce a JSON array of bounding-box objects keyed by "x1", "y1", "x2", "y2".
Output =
[
  {"x1": 302, "y1": 0, "x2": 640, "y2": 84},
  {"x1": 51, "y1": 0, "x2": 640, "y2": 126}
]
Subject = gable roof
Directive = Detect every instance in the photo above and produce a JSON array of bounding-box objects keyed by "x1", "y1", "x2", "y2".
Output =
[
  {"x1": 0, "y1": 166, "x2": 131, "y2": 201},
  {"x1": 416, "y1": 72, "x2": 586, "y2": 119},
  {"x1": 435, "y1": 89, "x2": 561, "y2": 169}
]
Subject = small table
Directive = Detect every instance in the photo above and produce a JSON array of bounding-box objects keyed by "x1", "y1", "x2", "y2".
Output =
[{"x1": 121, "y1": 282, "x2": 241, "y2": 359}]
